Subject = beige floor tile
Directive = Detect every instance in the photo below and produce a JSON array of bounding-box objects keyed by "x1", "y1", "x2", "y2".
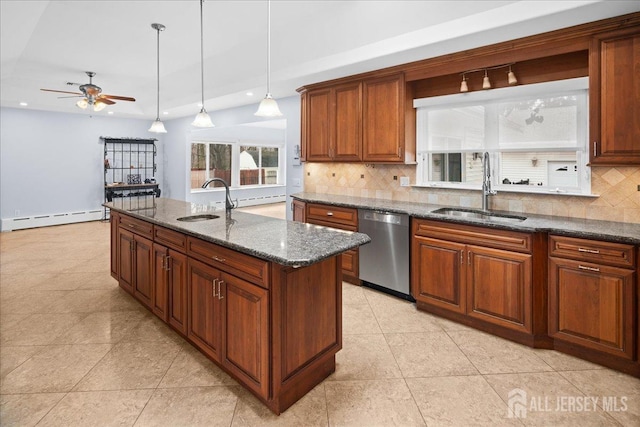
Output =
[
  {"x1": 99, "y1": 288, "x2": 150, "y2": 312},
  {"x1": 134, "y1": 386, "x2": 238, "y2": 427},
  {"x1": 47, "y1": 290, "x2": 121, "y2": 313},
  {"x1": 365, "y1": 289, "x2": 443, "y2": 333},
  {"x1": 52, "y1": 310, "x2": 147, "y2": 344},
  {"x1": 74, "y1": 341, "x2": 181, "y2": 391},
  {"x1": 0, "y1": 273, "x2": 58, "y2": 291},
  {"x1": 325, "y1": 379, "x2": 426, "y2": 426},
  {"x1": 406, "y1": 376, "x2": 520, "y2": 426},
  {"x1": 74, "y1": 271, "x2": 119, "y2": 290},
  {"x1": 559, "y1": 369, "x2": 640, "y2": 398},
  {"x1": 484, "y1": 371, "x2": 618, "y2": 426},
  {"x1": 533, "y1": 349, "x2": 605, "y2": 372},
  {"x1": 37, "y1": 389, "x2": 153, "y2": 427},
  {"x1": 342, "y1": 303, "x2": 382, "y2": 335},
  {"x1": 433, "y1": 315, "x2": 478, "y2": 332},
  {"x1": 330, "y1": 334, "x2": 402, "y2": 381},
  {"x1": 158, "y1": 345, "x2": 237, "y2": 388},
  {"x1": 342, "y1": 282, "x2": 368, "y2": 305},
  {"x1": 0, "y1": 344, "x2": 112, "y2": 393},
  {"x1": 119, "y1": 314, "x2": 186, "y2": 345},
  {"x1": 0, "y1": 290, "x2": 70, "y2": 315},
  {"x1": 1, "y1": 313, "x2": 88, "y2": 346},
  {"x1": 605, "y1": 393, "x2": 640, "y2": 427},
  {"x1": 0, "y1": 393, "x2": 66, "y2": 427},
  {"x1": 0, "y1": 313, "x2": 30, "y2": 335},
  {"x1": 448, "y1": 330, "x2": 553, "y2": 374},
  {"x1": 0, "y1": 345, "x2": 44, "y2": 378},
  {"x1": 231, "y1": 383, "x2": 328, "y2": 426},
  {"x1": 385, "y1": 332, "x2": 479, "y2": 378}
]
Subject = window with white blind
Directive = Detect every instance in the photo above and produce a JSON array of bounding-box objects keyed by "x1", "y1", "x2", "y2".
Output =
[{"x1": 414, "y1": 78, "x2": 591, "y2": 195}]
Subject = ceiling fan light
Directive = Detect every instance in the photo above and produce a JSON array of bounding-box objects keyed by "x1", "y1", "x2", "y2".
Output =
[
  {"x1": 148, "y1": 119, "x2": 167, "y2": 133},
  {"x1": 192, "y1": 109, "x2": 215, "y2": 127},
  {"x1": 255, "y1": 94, "x2": 283, "y2": 117},
  {"x1": 93, "y1": 101, "x2": 107, "y2": 112},
  {"x1": 76, "y1": 99, "x2": 88, "y2": 109}
]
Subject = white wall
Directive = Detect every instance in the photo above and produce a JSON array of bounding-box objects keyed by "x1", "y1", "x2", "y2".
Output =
[
  {"x1": 0, "y1": 107, "x2": 161, "y2": 228},
  {"x1": 162, "y1": 95, "x2": 302, "y2": 219}
]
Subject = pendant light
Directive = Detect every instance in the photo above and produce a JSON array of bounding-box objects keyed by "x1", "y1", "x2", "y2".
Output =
[
  {"x1": 255, "y1": 0, "x2": 282, "y2": 117},
  {"x1": 192, "y1": 0, "x2": 214, "y2": 127},
  {"x1": 149, "y1": 23, "x2": 167, "y2": 133}
]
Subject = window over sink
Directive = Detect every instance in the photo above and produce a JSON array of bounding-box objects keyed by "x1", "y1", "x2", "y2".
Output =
[{"x1": 414, "y1": 78, "x2": 591, "y2": 195}]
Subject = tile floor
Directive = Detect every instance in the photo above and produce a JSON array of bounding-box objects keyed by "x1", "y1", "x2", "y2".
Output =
[{"x1": 1, "y1": 220, "x2": 639, "y2": 426}]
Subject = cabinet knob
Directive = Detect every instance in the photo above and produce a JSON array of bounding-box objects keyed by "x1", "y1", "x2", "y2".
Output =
[{"x1": 327, "y1": 212, "x2": 333, "y2": 216}]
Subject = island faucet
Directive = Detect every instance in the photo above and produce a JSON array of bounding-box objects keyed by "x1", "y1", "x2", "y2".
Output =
[
  {"x1": 482, "y1": 152, "x2": 497, "y2": 211},
  {"x1": 202, "y1": 178, "x2": 236, "y2": 211}
]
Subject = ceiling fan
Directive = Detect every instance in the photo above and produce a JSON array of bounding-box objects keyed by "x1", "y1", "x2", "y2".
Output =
[{"x1": 41, "y1": 71, "x2": 135, "y2": 111}]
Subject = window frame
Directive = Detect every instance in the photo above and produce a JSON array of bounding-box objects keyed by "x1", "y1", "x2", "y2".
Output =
[{"x1": 414, "y1": 77, "x2": 592, "y2": 196}]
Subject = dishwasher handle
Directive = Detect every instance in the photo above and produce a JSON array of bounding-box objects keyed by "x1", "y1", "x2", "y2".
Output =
[{"x1": 360, "y1": 210, "x2": 405, "y2": 225}]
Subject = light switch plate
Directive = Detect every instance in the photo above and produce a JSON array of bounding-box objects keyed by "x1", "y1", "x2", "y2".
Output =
[{"x1": 400, "y1": 176, "x2": 410, "y2": 187}]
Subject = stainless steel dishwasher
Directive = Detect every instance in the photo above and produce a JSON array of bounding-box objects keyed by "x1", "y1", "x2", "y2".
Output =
[{"x1": 358, "y1": 209, "x2": 413, "y2": 301}]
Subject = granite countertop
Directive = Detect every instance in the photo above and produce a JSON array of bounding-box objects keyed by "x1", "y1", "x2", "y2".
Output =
[
  {"x1": 292, "y1": 192, "x2": 640, "y2": 245},
  {"x1": 105, "y1": 198, "x2": 371, "y2": 267}
]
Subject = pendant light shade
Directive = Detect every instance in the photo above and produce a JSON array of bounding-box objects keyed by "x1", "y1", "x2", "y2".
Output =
[
  {"x1": 255, "y1": 0, "x2": 282, "y2": 117},
  {"x1": 149, "y1": 23, "x2": 167, "y2": 133},
  {"x1": 192, "y1": 0, "x2": 214, "y2": 127}
]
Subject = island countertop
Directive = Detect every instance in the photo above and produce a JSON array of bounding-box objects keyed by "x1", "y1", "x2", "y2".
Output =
[{"x1": 104, "y1": 198, "x2": 370, "y2": 267}]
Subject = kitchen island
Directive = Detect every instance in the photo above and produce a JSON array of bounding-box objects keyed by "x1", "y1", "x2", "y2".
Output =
[{"x1": 105, "y1": 197, "x2": 370, "y2": 414}]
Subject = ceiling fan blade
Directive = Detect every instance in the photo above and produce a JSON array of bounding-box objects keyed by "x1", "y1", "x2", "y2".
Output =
[
  {"x1": 57, "y1": 95, "x2": 85, "y2": 99},
  {"x1": 101, "y1": 94, "x2": 136, "y2": 102},
  {"x1": 41, "y1": 88, "x2": 83, "y2": 95},
  {"x1": 96, "y1": 98, "x2": 115, "y2": 105}
]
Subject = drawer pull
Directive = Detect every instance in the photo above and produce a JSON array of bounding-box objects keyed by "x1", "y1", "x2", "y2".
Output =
[
  {"x1": 212, "y1": 255, "x2": 226, "y2": 263},
  {"x1": 578, "y1": 248, "x2": 600, "y2": 254},
  {"x1": 578, "y1": 265, "x2": 600, "y2": 272},
  {"x1": 217, "y1": 281, "x2": 224, "y2": 300},
  {"x1": 212, "y1": 278, "x2": 218, "y2": 297},
  {"x1": 326, "y1": 212, "x2": 334, "y2": 216}
]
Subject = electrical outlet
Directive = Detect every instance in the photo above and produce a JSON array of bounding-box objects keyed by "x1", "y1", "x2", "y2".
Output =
[
  {"x1": 400, "y1": 176, "x2": 410, "y2": 187},
  {"x1": 293, "y1": 178, "x2": 301, "y2": 187}
]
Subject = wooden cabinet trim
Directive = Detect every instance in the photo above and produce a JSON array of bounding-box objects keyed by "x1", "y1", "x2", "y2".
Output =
[
  {"x1": 306, "y1": 203, "x2": 358, "y2": 228},
  {"x1": 413, "y1": 219, "x2": 532, "y2": 253},
  {"x1": 119, "y1": 214, "x2": 154, "y2": 239},
  {"x1": 549, "y1": 235, "x2": 636, "y2": 268},
  {"x1": 154, "y1": 226, "x2": 187, "y2": 252}
]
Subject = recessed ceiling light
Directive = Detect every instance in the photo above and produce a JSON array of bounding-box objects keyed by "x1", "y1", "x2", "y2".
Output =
[
  {"x1": 19, "y1": 102, "x2": 28, "y2": 106},
  {"x1": 246, "y1": 92, "x2": 253, "y2": 97},
  {"x1": 107, "y1": 111, "x2": 114, "y2": 115},
  {"x1": 163, "y1": 111, "x2": 169, "y2": 115}
]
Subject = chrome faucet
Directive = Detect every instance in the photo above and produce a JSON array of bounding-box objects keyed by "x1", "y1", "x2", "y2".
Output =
[
  {"x1": 202, "y1": 178, "x2": 237, "y2": 211},
  {"x1": 482, "y1": 152, "x2": 497, "y2": 211}
]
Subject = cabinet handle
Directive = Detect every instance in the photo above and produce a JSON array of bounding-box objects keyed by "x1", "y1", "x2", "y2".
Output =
[
  {"x1": 468, "y1": 251, "x2": 471, "y2": 266},
  {"x1": 217, "y1": 281, "x2": 224, "y2": 300},
  {"x1": 578, "y1": 247, "x2": 600, "y2": 254},
  {"x1": 212, "y1": 255, "x2": 226, "y2": 263},
  {"x1": 212, "y1": 278, "x2": 218, "y2": 297},
  {"x1": 161, "y1": 256, "x2": 166, "y2": 270},
  {"x1": 578, "y1": 265, "x2": 600, "y2": 272},
  {"x1": 327, "y1": 212, "x2": 334, "y2": 216},
  {"x1": 165, "y1": 255, "x2": 171, "y2": 271},
  {"x1": 593, "y1": 141, "x2": 597, "y2": 157},
  {"x1": 460, "y1": 251, "x2": 463, "y2": 266}
]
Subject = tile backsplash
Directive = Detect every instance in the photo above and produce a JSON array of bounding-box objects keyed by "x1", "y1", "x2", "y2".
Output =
[{"x1": 303, "y1": 163, "x2": 640, "y2": 224}]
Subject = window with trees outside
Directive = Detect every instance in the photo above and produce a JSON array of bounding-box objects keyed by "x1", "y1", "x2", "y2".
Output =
[{"x1": 414, "y1": 78, "x2": 590, "y2": 195}]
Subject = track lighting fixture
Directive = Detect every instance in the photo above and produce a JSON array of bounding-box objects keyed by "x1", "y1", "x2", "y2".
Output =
[{"x1": 459, "y1": 63, "x2": 517, "y2": 93}]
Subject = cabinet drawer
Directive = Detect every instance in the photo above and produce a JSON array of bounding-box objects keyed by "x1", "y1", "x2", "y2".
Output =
[
  {"x1": 119, "y1": 214, "x2": 153, "y2": 239},
  {"x1": 186, "y1": 237, "x2": 269, "y2": 288},
  {"x1": 413, "y1": 219, "x2": 532, "y2": 253},
  {"x1": 307, "y1": 204, "x2": 358, "y2": 228},
  {"x1": 154, "y1": 226, "x2": 187, "y2": 252},
  {"x1": 549, "y1": 235, "x2": 635, "y2": 269}
]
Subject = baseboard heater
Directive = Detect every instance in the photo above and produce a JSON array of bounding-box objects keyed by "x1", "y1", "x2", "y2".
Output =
[{"x1": 1, "y1": 210, "x2": 103, "y2": 232}]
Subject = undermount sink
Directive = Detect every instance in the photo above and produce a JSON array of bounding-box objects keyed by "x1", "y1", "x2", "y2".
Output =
[
  {"x1": 431, "y1": 208, "x2": 526, "y2": 223},
  {"x1": 176, "y1": 214, "x2": 220, "y2": 222}
]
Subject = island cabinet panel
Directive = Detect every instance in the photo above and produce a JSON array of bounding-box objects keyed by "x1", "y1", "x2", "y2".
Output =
[
  {"x1": 167, "y1": 250, "x2": 188, "y2": 335},
  {"x1": 133, "y1": 234, "x2": 153, "y2": 308},
  {"x1": 590, "y1": 28, "x2": 640, "y2": 165},
  {"x1": 152, "y1": 244, "x2": 169, "y2": 321},
  {"x1": 221, "y1": 272, "x2": 269, "y2": 398},
  {"x1": 187, "y1": 258, "x2": 223, "y2": 362},
  {"x1": 110, "y1": 212, "x2": 119, "y2": 279},
  {"x1": 117, "y1": 228, "x2": 135, "y2": 294},
  {"x1": 467, "y1": 245, "x2": 532, "y2": 333},
  {"x1": 412, "y1": 236, "x2": 466, "y2": 314}
]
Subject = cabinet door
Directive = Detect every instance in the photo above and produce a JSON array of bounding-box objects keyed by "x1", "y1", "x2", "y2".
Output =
[
  {"x1": 333, "y1": 82, "x2": 362, "y2": 161},
  {"x1": 188, "y1": 258, "x2": 222, "y2": 362},
  {"x1": 152, "y1": 243, "x2": 169, "y2": 321},
  {"x1": 306, "y1": 88, "x2": 333, "y2": 161},
  {"x1": 168, "y1": 250, "x2": 188, "y2": 335},
  {"x1": 590, "y1": 29, "x2": 640, "y2": 164},
  {"x1": 292, "y1": 200, "x2": 306, "y2": 222},
  {"x1": 220, "y1": 272, "x2": 269, "y2": 399},
  {"x1": 117, "y1": 228, "x2": 135, "y2": 294},
  {"x1": 467, "y1": 245, "x2": 532, "y2": 333},
  {"x1": 362, "y1": 74, "x2": 404, "y2": 162},
  {"x1": 549, "y1": 257, "x2": 635, "y2": 359},
  {"x1": 341, "y1": 249, "x2": 359, "y2": 281},
  {"x1": 411, "y1": 236, "x2": 466, "y2": 314},
  {"x1": 133, "y1": 234, "x2": 153, "y2": 308},
  {"x1": 110, "y1": 212, "x2": 119, "y2": 279}
]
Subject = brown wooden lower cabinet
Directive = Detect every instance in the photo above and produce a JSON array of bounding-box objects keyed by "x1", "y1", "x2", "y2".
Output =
[
  {"x1": 110, "y1": 212, "x2": 119, "y2": 279},
  {"x1": 110, "y1": 212, "x2": 343, "y2": 414}
]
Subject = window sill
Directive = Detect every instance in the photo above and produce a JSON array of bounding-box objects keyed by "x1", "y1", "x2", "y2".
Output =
[{"x1": 413, "y1": 183, "x2": 598, "y2": 198}]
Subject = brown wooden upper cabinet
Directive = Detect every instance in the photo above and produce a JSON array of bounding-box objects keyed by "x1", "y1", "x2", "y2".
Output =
[
  {"x1": 590, "y1": 27, "x2": 640, "y2": 165},
  {"x1": 300, "y1": 73, "x2": 406, "y2": 163}
]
